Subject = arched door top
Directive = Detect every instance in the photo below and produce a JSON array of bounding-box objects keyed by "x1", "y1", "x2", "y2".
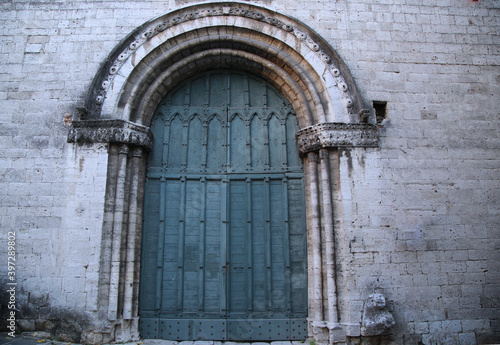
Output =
[{"x1": 82, "y1": 2, "x2": 369, "y2": 129}]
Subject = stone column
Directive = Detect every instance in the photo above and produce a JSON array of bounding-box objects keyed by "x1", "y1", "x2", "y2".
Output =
[
  {"x1": 119, "y1": 147, "x2": 146, "y2": 340},
  {"x1": 305, "y1": 151, "x2": 328, "y2": 341},
  {"x1": 68, "y1": 120, "x2": 152, "y2": 343},
  {"x1": 297, "y1": 122, "x2": 379, "y2": 344}
]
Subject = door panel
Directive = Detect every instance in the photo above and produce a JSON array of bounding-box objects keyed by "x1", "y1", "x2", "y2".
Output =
[
  {"x1": 140, "y1": 71, "x2": 307, "y2": 341},
  {"x1": 229, "y1": 115, "x2": 246, "y2": 171},
  {"x1": 206, "y1": 116, "x2": 224, "y2": 173},
  {"x1": 187, "y1": 116, "x2": 204, "y2": 170}
]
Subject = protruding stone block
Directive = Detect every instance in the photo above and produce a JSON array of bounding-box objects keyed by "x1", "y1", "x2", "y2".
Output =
[{"x1": 361, "y1": 294, "x2": 395, "y2": 336}]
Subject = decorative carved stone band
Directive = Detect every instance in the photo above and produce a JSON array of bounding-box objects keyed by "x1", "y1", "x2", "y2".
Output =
[
  {"x1": 89, "y1": 2, "x2": 361, "y2": 119},
  {"x1": 296, "y1": 122, "x2": 378, "y2": 154},
  {"x1": 67, "y1": 119, "x2": 153, "y2": 150}
]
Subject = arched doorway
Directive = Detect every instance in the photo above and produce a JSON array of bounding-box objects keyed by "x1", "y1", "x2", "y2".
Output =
[
  {"x1": 139, "y1": 70, "x2": 308, "y2": 341},
  {"x1": 68, "y1": 3, "x2": 378, "y2": 343}
]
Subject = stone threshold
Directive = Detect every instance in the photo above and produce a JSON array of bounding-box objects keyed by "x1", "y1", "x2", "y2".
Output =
[
  {"x1": 137, "y1": 341, "x2": 307, "y2": 345},
  {"x1": 7, "y1": 334, "x2": 308, "y2": 345}
]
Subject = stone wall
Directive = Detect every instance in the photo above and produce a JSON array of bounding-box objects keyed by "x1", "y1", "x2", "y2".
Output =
[{"x1": 0, "y1": 0, "x2": 498, "y2": 344}]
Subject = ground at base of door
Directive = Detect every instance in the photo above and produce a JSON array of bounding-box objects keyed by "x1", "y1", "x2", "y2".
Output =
[
  {"x1": 140, "y1": 342, "x2": 306, "y2": 345},
  {"x1": 0, "y1": 333, "x2": 308, "y2": 345}
]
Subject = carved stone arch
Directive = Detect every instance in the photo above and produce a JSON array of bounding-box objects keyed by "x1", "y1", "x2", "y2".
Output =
[
  {"x1": 77, "y1": 2, "x2": 374, "y2": 126},
  {"x1": 68, "y1": 2, "x2": 379, "y2": 344}
]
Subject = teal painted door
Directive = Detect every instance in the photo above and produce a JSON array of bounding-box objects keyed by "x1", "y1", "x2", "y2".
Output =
[{"x1": 140, "y1": 71, "x2": 307, "y2": 341}]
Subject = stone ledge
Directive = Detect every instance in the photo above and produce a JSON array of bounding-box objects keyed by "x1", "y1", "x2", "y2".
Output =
[
  {"x1": 67, "y1": 119, "x2": 153, "y2": 151},
  {"x1": 296, "y1": 122, "x2": 378, "y2": 154}
]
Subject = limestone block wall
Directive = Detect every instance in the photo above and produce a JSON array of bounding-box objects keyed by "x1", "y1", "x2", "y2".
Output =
[
  {"x1": 0, "y1": 0, "x2": 498, "y2": 344},
  {"x1": 329, "y1": 2, "x2": 500, "y2": 343},
  {"x1": 0, "y1": 1, "x2": 110, "y2": 340}
]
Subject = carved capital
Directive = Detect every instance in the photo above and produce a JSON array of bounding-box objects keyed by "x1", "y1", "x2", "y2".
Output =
[
  {"x1": 130, "y1": 146, "x2": 145, "y2": 158},
  {"x1": 67, "y1": 119, "x2": 153, "y2": 151},
  {"x1": 319, "y1": 149, "x2": 329, "y2": 160},
  {"x1": 308, "y1": 152, "x2": 319, "y2": 163},
  {"x1": 296, "y1": 122, "x2": 378, "y2": 155},
  {"x1": 118, "y1": 144, "x2": 130, "y2": 155}
]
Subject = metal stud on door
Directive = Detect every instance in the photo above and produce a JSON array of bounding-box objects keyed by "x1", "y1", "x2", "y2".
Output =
[{"x1": 140, "y1": 70, "x2": 307, "y2": 341}]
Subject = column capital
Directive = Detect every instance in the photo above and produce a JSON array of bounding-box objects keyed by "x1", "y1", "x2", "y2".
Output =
[
  {"x1": 67, "y1": 119, "x2": 153, "y2": 151},
  {"x1": 307, "y1": 151, "x2": 320, "y2": 163},
  {"x1": 296, "y1": 122, "x2": 378, "y2": 155}
]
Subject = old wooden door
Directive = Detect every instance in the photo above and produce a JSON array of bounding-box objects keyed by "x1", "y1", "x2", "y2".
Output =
[{"x1": 139, "y1": 70, "x2": 307, "y2": 341}]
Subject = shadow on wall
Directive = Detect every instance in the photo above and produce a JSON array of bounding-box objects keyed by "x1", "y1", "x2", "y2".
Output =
[{"x1": 0, "y1": 285, "x2": 91, "y2": 343}]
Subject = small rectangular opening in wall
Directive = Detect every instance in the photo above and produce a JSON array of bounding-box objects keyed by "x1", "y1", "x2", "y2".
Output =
[{"x1": 373, "y1": 101, "x2": 387, "y2": 125}]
